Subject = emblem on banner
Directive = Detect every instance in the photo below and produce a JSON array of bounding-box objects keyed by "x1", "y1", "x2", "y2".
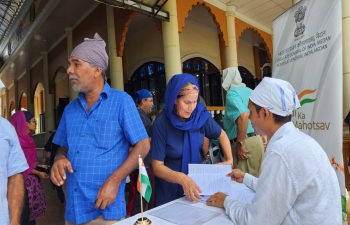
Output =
[{"x1": 294, "y1": 6, "x2": 307, "y2": 37}]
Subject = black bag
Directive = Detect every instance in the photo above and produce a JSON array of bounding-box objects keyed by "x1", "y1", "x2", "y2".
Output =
[{"x1": 201, "y1": 140, "x2": 225, "y2": 164}]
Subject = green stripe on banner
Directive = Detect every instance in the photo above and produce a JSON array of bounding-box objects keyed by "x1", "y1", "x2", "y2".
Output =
[
  {"x1": 140, "y1": 174, "x2": 152, "y2": 202},
  {"x1": 300, "y1": 98, "x2": 317, "y2": 107}
]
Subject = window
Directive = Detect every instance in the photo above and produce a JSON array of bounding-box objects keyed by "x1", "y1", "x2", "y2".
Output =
[
  {"x1": 182, "y1": 58, "x2": 222, "y2": 106},
  {"x1": 129, "y1": 62, "x2": 166, "y2": 110},
  {"x1": 238, "y1": 66, "x2": 259, "y2": 89}
]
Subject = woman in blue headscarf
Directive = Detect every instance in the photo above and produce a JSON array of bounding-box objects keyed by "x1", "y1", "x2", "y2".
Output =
[{"x1": 151, "y1": 74, "x2": 233, "y2": 206}]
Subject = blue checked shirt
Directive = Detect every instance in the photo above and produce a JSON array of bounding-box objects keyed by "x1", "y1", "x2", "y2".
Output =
[
  {"x1": 0, "y1": 117, "x2": 28, "y2": 225},
  {"x1": 53, "y1": 83, "x2": 148, "y2": 224}
]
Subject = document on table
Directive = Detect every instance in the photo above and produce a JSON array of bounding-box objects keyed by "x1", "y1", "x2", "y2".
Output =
[
  {"x1": 187, "y1": 164, "x2": 232, "y2": 195},
  {"x1": 228, "y1": 181, "x2": 255, "y2": 204},
  {"x1": 148, "y1": 202, "x2": 220, "y2": 225}
]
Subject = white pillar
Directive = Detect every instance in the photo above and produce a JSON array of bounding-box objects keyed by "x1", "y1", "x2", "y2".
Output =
[
  {"x1": 5, "y1": 88, "x2": 9, "y2": 120},
  {"x1": 66, "y1": 28, "x2": 78, "y2": 101},
  {"x1": 42, "y1": 51, "x2": 54, "y2": 140},
  {"x1": 106, "y1": 5, "x2": 124, "y2": 90},
  {"x1": 14, "y1": 79, "x2": 18, "y2": 112},
  {"x1": 225, "y1": 6, "x2": 238, "y2": 68},
  {"x1": 26, "y1": 68, "x2": 34, "y2": 113},
  {"x1": 343, "y1": 0, "x2": 350, "y2": 116},
  {"x1": 162, "y1": 0, "x2": 182, "y2": 83}
]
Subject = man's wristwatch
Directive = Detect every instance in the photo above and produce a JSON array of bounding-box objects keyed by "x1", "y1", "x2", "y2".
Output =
[{"x1": 236, "y1": 141, "x2": 244, "y2": 147}]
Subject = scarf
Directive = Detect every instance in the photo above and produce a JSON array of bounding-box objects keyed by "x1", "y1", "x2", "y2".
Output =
[
  {"x1": 11, "y1": 111, "x2": 37, "y2": 179},
  {"x1": 165, "y1": 74, "x2": 211, "y2": 175}
]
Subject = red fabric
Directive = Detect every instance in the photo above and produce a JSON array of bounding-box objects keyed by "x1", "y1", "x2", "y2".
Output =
[
  {"x1": 126, "y1": 172, "x2": 136, "y2": 216},
  {"x1": 11, "y1": 111, "x2": 37, "y2": 179}
]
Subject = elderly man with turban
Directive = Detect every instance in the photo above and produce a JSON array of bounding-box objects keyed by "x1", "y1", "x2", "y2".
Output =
[
  {"x1": 50, "y1": 33, "x2": 150, "y2": 225},
  {"x1": 0, "y1": 79, "x2": 28, "y2": 225},
  {"x1": 207, "y1": 77, "x2": 342, "y2": 225},
  {"x1": 221, "y1": 67, "x2": 265, "y2": 177}
]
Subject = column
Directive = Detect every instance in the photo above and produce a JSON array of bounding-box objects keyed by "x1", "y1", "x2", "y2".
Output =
[
  {"x1": 5, "y1": 88, "x2": 9, "y2": 120},
  {"x1": 344, "y1": 0, "x2": 350, "y2": 115},
  {"x1": 253, "y1": 45, "x2": 261, "y2": 80},
  {"x1": 162, "y1": 0, "x2": 182, "y2": 83},
  {"x1": 225, "y1": 6, "x2": 238, "y2": 68},
  {"x1": 106, "y1": 5, "x2": 124, "y2": 90},
  {"x1": 26, "y1": 68, "x2": 34, "y2": 113},
  {"x1": 66, "y1": 28, "x2": 78, "y2": 101},
  {"x1": 14, "y1": 79, "x2": 18, "y2": 111},
  {"x1": 42, "y1": 51, "x2": 54, "y2": 141},
  {"x1": 292, "y1": 0, "x2": 300, "y2": 4}
]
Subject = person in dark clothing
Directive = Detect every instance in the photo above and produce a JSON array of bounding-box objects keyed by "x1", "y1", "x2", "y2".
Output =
[
  {"x1": 45, "y1": 130, "x2": 65, "y2": 203},
  {"x1": 126, "y1": 89, "x2": 155, "y2": 216}
]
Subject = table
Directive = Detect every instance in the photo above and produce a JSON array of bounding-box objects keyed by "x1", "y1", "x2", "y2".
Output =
[{"x1": 115, "y1": 197, "x2": 233, "y2": 225}]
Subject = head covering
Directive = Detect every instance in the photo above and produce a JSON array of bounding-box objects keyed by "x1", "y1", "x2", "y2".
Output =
[
  {"x1": 178, "y1": 82, "x2": 199, "y2": 96},
  {"x1": 0, "y1": 79, "x2": 4, "y2": 90},
  {"x1": 134, "y1": 89, "x2": 152, "y2": 100},
  {"x1": 23, "y1": 111, "x2": 34, "y2": 122},
  {"x1": 70, "y1": 33, "x2": 108, "y2": 73},
  {"x1": 250, "y1": 77, "x2": 301, "y2": 116},
  {"x1": 11, "y1": 111, "x2": 37, "y2": 179},
  {"x1": 222, "y1": 67, "x2": 246, "y2": 91},
  {"x1": 164, "y1": 74, "x2": 211, "y2": 191}
]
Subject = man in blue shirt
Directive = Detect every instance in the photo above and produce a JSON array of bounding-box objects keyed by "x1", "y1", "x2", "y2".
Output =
[
  {"x1": 0, "y1": 79, "x2": 29, "y2": 225},
  {"x1": 50, "y1": 33, "x2": 150, "y2": 224}
]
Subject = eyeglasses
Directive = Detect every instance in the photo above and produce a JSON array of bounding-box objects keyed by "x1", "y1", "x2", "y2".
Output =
[{"x1": 30, "y1": 120, "x2": 37, "y2": 124}]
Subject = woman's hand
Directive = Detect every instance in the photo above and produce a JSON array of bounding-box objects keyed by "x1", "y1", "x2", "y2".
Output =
[{"x1": 179, "y1": 173, "x2": 202, "y2": 202}]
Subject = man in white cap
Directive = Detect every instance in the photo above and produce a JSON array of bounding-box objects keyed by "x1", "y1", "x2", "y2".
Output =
[
  {"x1": 50, "y1": 33, "x2": 150, "y2": 224},
  {"x1": 222, "y1": 67, "x2": 264, "y2": 177},
  {"x1": 207, "y1": 77, "x2": 342, "y2": 224},
  {"x1": 0, "y1": 79, "x2": 29, "y2": 225}
]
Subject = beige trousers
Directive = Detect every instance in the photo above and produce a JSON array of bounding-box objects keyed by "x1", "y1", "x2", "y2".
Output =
[
  {"x1": 65, "y1": 216, "x2": 122, "y2": 225},
  {"x1": 232, "y1": 135, "x2": 265, "y2": 177}
]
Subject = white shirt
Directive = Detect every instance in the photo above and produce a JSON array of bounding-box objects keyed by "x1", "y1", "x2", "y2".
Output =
[
  {"x1": 0, "y1": 117, "x2": 28, "y2": 225},
  {"x1": 224, "y1": 122, "x2": 342, "y2": 225}
]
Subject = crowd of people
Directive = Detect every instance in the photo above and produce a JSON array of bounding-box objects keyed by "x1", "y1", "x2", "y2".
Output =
[{"x1": 0, "y1": 33, "x2": 343, "y2": 225}]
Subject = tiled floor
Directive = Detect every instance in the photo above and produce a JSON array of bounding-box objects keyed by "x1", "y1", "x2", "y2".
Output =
[{"x1": 36, "y1": 179, "x2": 65, "y2": 225}]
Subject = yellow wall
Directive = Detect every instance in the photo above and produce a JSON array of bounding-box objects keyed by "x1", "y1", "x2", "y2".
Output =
[
  {"x1": 179, "y1": 21, "x2": 221, "y2": 68},
  {"x1": 237, "y1": 40, "x2": 255, "y2": 77},
  {"x1": 125, "y1": 25, "x2": 164, "y2": 78},
  {"x1": 55, "y1": 76, "x2": 69, "y2": 105}
]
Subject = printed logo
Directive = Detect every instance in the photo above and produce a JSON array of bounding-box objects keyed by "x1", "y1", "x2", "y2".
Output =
[
  {"x1": 294, "y1": 6, "x2": 306, "y2": 37},
  {"x1": 297, "y1": 89, "x2": 316, "y2": 107}
]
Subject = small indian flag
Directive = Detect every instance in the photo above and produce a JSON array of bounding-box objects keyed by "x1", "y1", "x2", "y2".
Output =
[{"x1": 137, "y1": 157, "x2": 152, "y2": 202}]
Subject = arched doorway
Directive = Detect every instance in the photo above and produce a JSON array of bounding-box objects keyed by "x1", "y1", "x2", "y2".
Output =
[
  {"x1": 183, "y1": 57, "x2": 222, "y2": 106},
  {"x1": 34, "y1": 82, "x2": 44, "y2": 133},
  {"x1": 238, "y1": 66, "x2": 258, "y2": 89},
  {"x1": 129, "y1": 61, "x2": 166, "y2": 110},
  {"x1": 19, "y1": 93, "x2": 27, "y2": 111}
]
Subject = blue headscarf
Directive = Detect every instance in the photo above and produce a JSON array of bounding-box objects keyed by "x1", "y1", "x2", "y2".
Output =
[{"x1": 165, "y1": 74, "x2": 211, "y2": 174}]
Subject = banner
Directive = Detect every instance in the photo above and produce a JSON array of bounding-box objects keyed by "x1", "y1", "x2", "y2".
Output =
[{"x1": 272, "y1": 0, "x2": 346, "y2": 222}]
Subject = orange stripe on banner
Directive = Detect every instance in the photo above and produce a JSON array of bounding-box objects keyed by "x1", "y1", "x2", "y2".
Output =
[{"x1": 298, "y1": 89, "x2": 317, "y2": 99}]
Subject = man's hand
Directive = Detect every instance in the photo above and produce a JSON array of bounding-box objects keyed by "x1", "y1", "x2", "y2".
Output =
[
  {"x1": 50, "y1": 155, "x2": 73, "y2": 186},
  {"x1": 95, "y1": 178, "x2": 120, "y2": 210},
  {"x1": 179, "y1": 174, "x2": 202, "y2": 202},
  {"x1": 227, "y1": 169, "x2": 245, "y2": 183},
  {"x1": 206, "y1": 192, "x2": 227, "y2": 208},
  {"x1": 236, "y1": 145, "x2": 249, "y2": 160}
]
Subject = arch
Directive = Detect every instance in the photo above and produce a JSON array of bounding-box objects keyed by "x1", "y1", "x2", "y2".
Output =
[
  {"x1": 117, "y1": 10, "x2": 137, "y2": 57},
  {"x1": 128, "y1": 57, "x2": 165, "y2": 79},
  {"x1": 177, "y1": 0, "x2": 228, "y2": 46},
  {"x1": 238, "y1": 62, "x2": 255, "y2": 77},
  {"x1": 19, "y1": 92, "x2": 27, "y2": 111},
  {"x1": 235, "y1": 18, "x2": 273, "y2": 61},
  {"x1": 181, "y1": 53, "x2": 221, "y2": 71},
  {"x1": 52, "y1": 66, "x2": 66, "y2": 84}
]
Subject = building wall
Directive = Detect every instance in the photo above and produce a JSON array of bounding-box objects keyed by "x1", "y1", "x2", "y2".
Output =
[
  {"x1": 18, "y1": 75, "x2": 27, "y2": 99},
  {"x1": 48, "y1": 38, "x2": 68, "y2": 93},
  {"x1": 55, "y1": 76, "x2": 69, "y2": 104},
  {"x1": 179, "y1": 21, "x2": 221, "y2": 69},
  {"x1": 237, "y1": 40, "x2": 255, "y2": 77},
  {"x1": 125, "y1": 25, "x2": 164, "y2": 78}
]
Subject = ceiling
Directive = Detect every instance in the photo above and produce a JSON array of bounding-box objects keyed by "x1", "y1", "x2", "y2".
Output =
[
  {"x1": 0, "y1": 0, "x2": 295, "y2": 94},
  {"x1": 219, "y1": 0, "x2": 292, "y2": 29}
]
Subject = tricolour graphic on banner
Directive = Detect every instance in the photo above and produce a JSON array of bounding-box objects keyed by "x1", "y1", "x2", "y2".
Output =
[{"x1": 272, "y1": 0, "x2": 345, "y2": 222}]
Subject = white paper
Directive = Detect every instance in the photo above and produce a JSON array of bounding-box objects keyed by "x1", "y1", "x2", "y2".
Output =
[
  {"x1": 227, "y1": 181, "x2": 255, "y2": 204},
  {"x1": 188, "y1": 164, "x2": 232, "y2": 195},
  {"x1": 148, "y1": 202, "x2": 220, "y2": 225}
]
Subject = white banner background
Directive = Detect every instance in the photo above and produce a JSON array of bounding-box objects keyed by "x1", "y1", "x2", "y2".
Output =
[{"x1": 272, "y1": 0, "x2": 346, "y2": 222}]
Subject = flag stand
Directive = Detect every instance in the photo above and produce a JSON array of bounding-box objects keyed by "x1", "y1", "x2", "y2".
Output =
[{"x1": 135, "y1": 155, "x2": 152, "y2": 225}]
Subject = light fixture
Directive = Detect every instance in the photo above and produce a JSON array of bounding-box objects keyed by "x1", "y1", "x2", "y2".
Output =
[{"x1": 95, "y1": 0, "x2": 169, "y2": 21}]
